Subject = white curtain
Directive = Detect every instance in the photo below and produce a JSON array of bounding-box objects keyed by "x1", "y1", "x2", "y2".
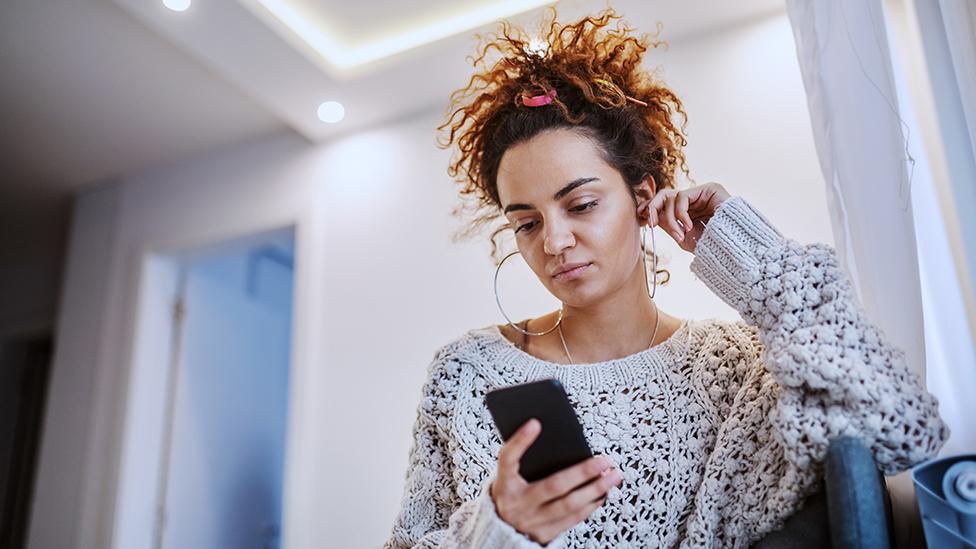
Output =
[
  {"x1": 785, "y1": 0, "x2": 975, "y2": 456},
  {"x1": 938, "y1": 0, "x2": 976, "y2": 163},
  {"x1": 784, "y1": 0, "x2": 926, "y2": 381},
  {"x1": 897, "y1": 0, "x2": 976, "y2": 458},
  {"x1": 785, "y1": 0, "x2": 976, "y2": 544}
]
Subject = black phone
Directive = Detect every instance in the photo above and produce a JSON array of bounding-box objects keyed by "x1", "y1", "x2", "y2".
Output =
[{"x1": 485, "y1": 378, "x2": 593, "y2": 482}]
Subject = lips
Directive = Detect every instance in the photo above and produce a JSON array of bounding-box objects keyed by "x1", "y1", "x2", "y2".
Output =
[{"x1": 552, "y1": 262, "x2": 592, "y2": 279}]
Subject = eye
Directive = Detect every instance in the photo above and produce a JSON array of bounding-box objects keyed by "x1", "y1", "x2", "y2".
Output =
[
  {"x1": 513, "y1": 201, "x2": 599, "y2": 235},
  {"x1": 572, "y1": 200, "x2": 599, "y2": 212}
]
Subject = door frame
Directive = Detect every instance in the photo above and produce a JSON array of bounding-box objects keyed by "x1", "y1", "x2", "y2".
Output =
[{"x1": 111, "y1": 225, "x2": 297, "y2": 549}]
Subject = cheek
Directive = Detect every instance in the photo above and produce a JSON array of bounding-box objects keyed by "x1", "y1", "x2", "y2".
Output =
[
  {"x1": 597, "y1": 220, "x2": 640, "y2": 270},
  {"x1": 591, "y1": 215, "x2": 632, "y2": 249},
  {"x1": 519, "y1": 246, "x2": 548, "y2": 278}
]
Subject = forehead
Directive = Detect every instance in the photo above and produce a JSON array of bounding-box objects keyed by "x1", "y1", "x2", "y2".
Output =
[{"x1": 496, "y1": 128, "x2": 613, "y2": 203}]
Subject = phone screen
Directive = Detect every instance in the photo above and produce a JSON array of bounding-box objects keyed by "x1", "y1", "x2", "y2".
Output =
[{"x1": 485, "y1": 378, "x2": 593, "y2": 482}]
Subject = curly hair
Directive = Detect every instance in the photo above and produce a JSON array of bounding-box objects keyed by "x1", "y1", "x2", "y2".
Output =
[{"x1": 436, "y1": 6, "x2": 693, "y2": 285}]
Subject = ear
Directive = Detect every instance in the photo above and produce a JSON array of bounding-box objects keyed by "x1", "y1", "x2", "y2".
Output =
[{"x1": 634, "y1": 176, "x2": 656, "y2": 226}]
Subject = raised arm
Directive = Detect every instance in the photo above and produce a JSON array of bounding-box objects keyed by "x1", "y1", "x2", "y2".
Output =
[{"x1": 688, "y1": 196, "x2": 949, "y2": 475}]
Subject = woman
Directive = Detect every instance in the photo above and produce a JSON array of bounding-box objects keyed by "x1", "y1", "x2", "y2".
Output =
[{"x1": 384, "y1": 8, "x2": 948, "y2": 548}]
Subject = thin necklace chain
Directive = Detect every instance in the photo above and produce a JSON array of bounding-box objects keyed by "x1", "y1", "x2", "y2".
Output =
[{"x1": 556, "y1": 305, "x2": 661, "y2": 365}]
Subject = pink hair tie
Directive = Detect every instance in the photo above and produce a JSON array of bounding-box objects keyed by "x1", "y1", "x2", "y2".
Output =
[{"x1": 522, "y1": 88, "x2": 557, "y2": 107}]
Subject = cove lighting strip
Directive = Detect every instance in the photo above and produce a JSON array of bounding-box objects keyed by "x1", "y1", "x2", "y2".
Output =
[{"x1": 247, "y1": 0, "x2": 555, "y2": 70}]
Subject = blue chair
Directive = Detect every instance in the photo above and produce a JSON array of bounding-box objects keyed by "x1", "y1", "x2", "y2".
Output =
[{"x1": 752, "y1": 436, "x2": 895, "y2": 549}]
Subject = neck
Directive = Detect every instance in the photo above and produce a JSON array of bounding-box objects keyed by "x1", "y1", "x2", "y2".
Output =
[{"x1": 554, "y1": 264, "x2": 663, "y2": 363}]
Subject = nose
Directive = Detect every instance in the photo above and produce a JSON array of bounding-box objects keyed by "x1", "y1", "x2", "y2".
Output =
[{"x1": 543, "y1": 219, "x2": 575, "y2": 256}]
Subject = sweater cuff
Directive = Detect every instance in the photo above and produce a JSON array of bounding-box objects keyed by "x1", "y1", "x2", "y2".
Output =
[
  {"x1": 689, "y1": 196, "x2": 786, "y2": 314},
  {"x1": 469, "y1": 477, "x2": 569, "y2": 549}
]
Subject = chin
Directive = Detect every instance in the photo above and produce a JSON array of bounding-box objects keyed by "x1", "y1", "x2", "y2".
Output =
[
  {"x1": 546, "y1": 281, "x2": 609, "y2": 309},
  {"x1": 551, "y1": 268, "x2": 639, "y2": 308}
]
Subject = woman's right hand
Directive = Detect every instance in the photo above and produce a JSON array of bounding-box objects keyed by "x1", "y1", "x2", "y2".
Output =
[{"x1": 489, "y1": 418, "x2": 623, "y2": 545}]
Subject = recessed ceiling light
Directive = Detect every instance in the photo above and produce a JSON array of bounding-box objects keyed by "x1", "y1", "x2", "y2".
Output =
[
  {"x1": 317, "y1": 101, "x2": 345, "y2": 123},
  {"x1": 163, "y1": 0, "x2": 191, "y2": 12}
]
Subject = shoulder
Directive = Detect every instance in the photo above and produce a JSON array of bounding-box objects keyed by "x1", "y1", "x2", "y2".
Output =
[
  {"x1": 428, "y1": 324, "x2": 500, "y2": 368},
  {"x1": 685, "y1": 318, "x2": 770, "y2": 411},
  {"x1": 414, "y1": 324, "x2": 507, "y2": 433},
  {"x1": 420, "y1": 324, "x2": 502, "y2": 392},
  {"x1": 688, "y1": 317, "x2": 763, "y2": 359}
]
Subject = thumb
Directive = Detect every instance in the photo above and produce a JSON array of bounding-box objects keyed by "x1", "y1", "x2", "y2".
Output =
[
  {"x1": 501, "y1": 418, "x2": 541, "y2": 475},
  {"x1": 513, "y1": 418, "x2": 541, "y2": 452}
]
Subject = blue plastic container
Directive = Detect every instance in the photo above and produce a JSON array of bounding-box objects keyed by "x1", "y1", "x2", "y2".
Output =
[{"x1": 913, "y1": 454, "x2": 976, "y2": 549}]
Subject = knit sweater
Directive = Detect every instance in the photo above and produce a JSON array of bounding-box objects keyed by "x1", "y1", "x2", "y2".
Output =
[{"x1": 383, "y1": 196, "x2": 949, "y2": 548}]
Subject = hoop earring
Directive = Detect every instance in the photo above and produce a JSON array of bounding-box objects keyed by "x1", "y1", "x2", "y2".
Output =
[
  {"x1": 641, "y1": 225, "x2": 658, "y2": 299},
  {"x1": 493, "y1": 250, "x2": 563, "y2": 336}
]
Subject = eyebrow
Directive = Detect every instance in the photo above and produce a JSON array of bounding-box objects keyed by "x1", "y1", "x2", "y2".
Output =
[{"x1": 503, "y1": 177, "x2": 600, "y2": 214}]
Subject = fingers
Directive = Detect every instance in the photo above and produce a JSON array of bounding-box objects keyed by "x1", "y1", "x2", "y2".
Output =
[
  {"x1": 662, "y1": 193, "x2": 682, "y2": 242},
  {"x1": 646, "y1": 190, "x2": 668, "y2": 226},
  {"x1": 649, "y1": 189, "x2": 682, "y2": 239},
  {"x1": 650, "y1": 188, "x2": 706, "y2": 245},
  {"x1": 554, "y1": 466, "x2": 622, "y2": 509},
  {"x1": 537, "y1": 497, "x2": 606, "y2": 541},
  {"x1": 536, "y1": 468, "x2": 623, "y2": 536},
  {"x1": 645, "y1": 205, "x2": 659, "y2": 229},
  {"x1": 492, "y1": 442, "x2": 623, "y2": 544},
  {"x1": 674, "y1": 192, "x2": 694, "y2": 234},
  {"x1": 526, "y1": 454, "x2": 612, "y2": 506},
  {"x1": 497, "y1": 419, "x2": 540, "y2": 480}
]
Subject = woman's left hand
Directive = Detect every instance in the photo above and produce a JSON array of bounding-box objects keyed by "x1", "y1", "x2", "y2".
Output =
[{"x1": 645, "y1": 182, "x2": 731, "y2": 253}]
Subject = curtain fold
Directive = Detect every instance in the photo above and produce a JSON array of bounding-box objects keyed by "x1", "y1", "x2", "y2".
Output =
[
  {"x1": 786, "y1": 0, "x2": 976, "y2": 458},
  {"x1": 894, "y1": 0, "x2": 976, "y2": 459},
  {"x1": 938, "y1": 0, "x2": 976, "y2": 164},
  {"x1": 784, "y1": 0, "x2": 926, "y2": 379},
  {"x1": 783, "y1": 2, "x2": 968, "y2": 546}
]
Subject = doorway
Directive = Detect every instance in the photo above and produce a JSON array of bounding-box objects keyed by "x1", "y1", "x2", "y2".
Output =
[{"x1": 114, "y1": 226, "x2": 295, "y2": 549}]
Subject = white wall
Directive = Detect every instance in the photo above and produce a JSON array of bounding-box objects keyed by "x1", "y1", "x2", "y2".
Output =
[{"x1": 29, "y1": 10, "x2": 832, "y2": 549}]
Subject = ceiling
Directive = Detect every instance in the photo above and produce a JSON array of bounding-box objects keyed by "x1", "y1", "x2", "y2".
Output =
[{"x1": 0, "y1": 0, "x2": 786, "y2": 205}]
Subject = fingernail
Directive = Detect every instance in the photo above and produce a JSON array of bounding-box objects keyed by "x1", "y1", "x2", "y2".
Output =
[{"x1": 673, "y1": 231, "x2": 683, "y2": 241}]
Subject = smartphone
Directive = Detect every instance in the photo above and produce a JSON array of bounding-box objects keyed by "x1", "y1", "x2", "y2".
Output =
[{"x1": 485, "y1": 378, "x2": 593, "y2": 482}]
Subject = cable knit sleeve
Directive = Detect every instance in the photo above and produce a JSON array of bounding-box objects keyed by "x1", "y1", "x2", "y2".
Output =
[
  {"x1": 383, "y1": 348, "x2": 560, "y2": 549},
  {"x1": 689, "y1": 196, "x2": 949, "y2": 476}
]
